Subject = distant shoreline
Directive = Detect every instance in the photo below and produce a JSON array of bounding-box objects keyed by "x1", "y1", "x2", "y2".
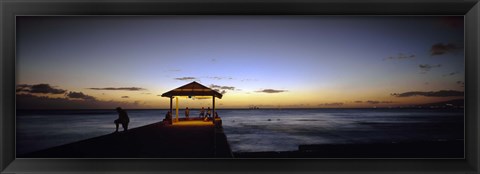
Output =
[{"x1": 16, "y1": 99, "x2": 464, "y2": 110}]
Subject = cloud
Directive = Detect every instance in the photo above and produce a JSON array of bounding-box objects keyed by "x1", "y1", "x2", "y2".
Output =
[
  {"x1": 391, "y1": 90, "x2": 464, "y2": 97},
  {"x1": 457, "y1": 81, "x2": 465, "y2": 87},
  {"x1": 209, "y1": 84, "x2": 236, "y2": 95},
  {"x1": 365, "y1": 101, "x2": 394, "y2": 104},
  {"x1": 174, "y1": 77, "x2": 196, "y2": 81},
  {"x1": 419, "y1": 64, "x2": 441, "y2": 73},
  {"x1": 278, "y1": 104, "x2": 310, "y2": 108},
  {"x1": 16, "y1": 84, "x2": 67, "y2": 94},
  {"x1": 210, "y1": 84, "x2": 235, "y2": 90},
  {"x1": 87, "y1": 87, "x2": 146, "y2": 91},
  {"x1": 174, "y1": 76, "x2": 235, "y2": 81},
  {"x1": 65, "y1": 91, "x2": 96, "y2": 100},
  {"x1": 352, "y1": 100, "x2": 392, "y2": 104},
  {"x1": 240, "y1": 78, "x2": 257, "y2": 82},
  {"x1": 16, "y1": 94, "x2": 143, "y2": 110},
  {"x1": 206, "y1": 76, "x2": 233, "y2": 80},
  {"x1": 256, "y1": 89, "x2": 288, "y2": 93},
  {"x1": 383, "y1": 53, "x2": 416, "y2": 61},
  {"x1": 121, "y1": 96, "x2": 129, "y2": 98},
  {"x1": 365, "y1": 100, "x2": 394, "y2": 104},
  {"x1": 140, "y1": 93, "x2": 151, "y2": 95},
  {"x1": 318, "y1": 102, "x2": 344, "y2": 106},
  {"x1": 16, "y1": 84, "x2": 32, "y2": 93},
  {"x1": 366, "y1": 101, "x2": 380, "y2": 104},
  {"x1": 430, "y1": 43, "x2": 462, "y2": 56},
  {"x1": 443, "y1": 71, "x2": 459, "y2": 77}
]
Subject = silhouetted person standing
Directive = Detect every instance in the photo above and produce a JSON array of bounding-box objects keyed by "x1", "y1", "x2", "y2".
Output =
[
  {"x1": 185, "y1": 107, "x2": 190, "y2": 119},
  {"x1": 114, "y1": 107, "x2": 130, "y2": 132},
  {"x1": 199, "y1": 107, "x2": 205, "y2": 118}
]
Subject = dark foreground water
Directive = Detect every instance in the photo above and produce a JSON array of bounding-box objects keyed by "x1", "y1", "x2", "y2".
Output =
[{"x1": 16, "y1": 109, "x2": 464, "y2": 156}]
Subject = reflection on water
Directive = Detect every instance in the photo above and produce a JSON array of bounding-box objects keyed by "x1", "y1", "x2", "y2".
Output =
[{"x1": 16, "y1": 109, "x2": 463, "y2": 155}]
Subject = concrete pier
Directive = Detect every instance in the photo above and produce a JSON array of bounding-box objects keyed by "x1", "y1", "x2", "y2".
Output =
[{"x1": 23, "y1": 119, "x2": 233, "y2": 158}]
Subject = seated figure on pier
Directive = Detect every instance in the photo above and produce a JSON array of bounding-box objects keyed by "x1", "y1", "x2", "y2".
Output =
[
  {"x1": 114, "y1": 107, "x2": 130, "y2": 132},
  {"x1": 204, "y1": 107, "x2": 212, "y2": 121},
  {"x1": 206, "y1": 107, "x2": 211, "y2": 117},
  {"x1": 163, "y1": 111, "x2": 172, "y2": 124}
]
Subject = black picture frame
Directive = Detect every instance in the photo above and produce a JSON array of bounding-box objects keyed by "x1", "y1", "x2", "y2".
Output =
[{"x1": 1, "y1": 0, "x2": 479, "y2": 173}]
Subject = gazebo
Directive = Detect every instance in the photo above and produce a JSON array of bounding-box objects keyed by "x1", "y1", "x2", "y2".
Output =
[{"x1": 161, "y1": 81, "x2": 223, "y2": 124}]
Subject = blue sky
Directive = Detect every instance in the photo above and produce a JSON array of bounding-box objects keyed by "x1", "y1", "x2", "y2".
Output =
[{"x1": 16, "y1": 16, "x2": 464, "y2": 109}]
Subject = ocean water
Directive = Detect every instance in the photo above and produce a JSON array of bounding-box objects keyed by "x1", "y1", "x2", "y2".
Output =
[{"x1": 16, "y1": 109, "x2": 464, "y2": 155}]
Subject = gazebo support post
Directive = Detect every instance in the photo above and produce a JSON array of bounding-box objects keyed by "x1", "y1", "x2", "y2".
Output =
[
  {"x1": 213, "y1": 96, "x2": 216, "y2": 124},
  {"x1": 169, "y1": 97, "x2": 173, "y2": 124},
  {"x1": 212, "y1": 95, "x2": 216, "y2": 156},
  {"x1": 175, "y1": 97, "x2": 179, "y2": 122}
]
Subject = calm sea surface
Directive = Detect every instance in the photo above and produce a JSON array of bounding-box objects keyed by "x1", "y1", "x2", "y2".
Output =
[{"x1": 16, "y1": 109, "x2": 464, "y2": 155}]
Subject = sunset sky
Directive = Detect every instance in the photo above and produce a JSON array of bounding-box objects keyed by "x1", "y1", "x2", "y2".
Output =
[{"x1": 16, "y1": 16, "x2": 464, "y2": 109}]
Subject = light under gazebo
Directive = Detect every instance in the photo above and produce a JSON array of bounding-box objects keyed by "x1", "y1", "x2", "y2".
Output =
[{"x1": 161, "y1": 81, "x2": 223, "y2": 124}]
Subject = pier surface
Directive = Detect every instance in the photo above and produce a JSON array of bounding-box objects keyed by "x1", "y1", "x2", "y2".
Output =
[
  {"x1": 23, "y1": 120, "x2": 233, "y2": 158},
  {"x1": 21, "y1": 118, "x2": 463, "y2": 158}
]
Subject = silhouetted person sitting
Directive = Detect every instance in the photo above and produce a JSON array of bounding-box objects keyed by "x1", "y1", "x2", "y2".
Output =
[
  {"x1": 204, "y1": 107, "x2": 212, "y2": 121},
  {"x1": 164, "y1": 111, "x2": 172, "y2": 124},
  {"x1": 206, "y1": 107, "x2": 212, "y2": 117},
  {"x1": 214, "y1": 111, "x2": 219, "y2": 119},
  {"x1": 114, "y1": 107, "x2": 130, "y2": 132}
]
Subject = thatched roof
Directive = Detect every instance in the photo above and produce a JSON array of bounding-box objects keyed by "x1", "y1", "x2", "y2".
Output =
[{"x1": 161, "y1": 81, "x2": 223, "y2": 99}]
